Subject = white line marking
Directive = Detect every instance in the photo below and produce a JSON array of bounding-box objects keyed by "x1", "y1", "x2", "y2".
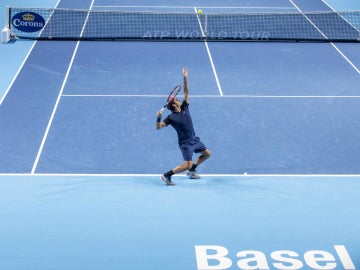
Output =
[
  {"x1": 31, "y1": 0, "x2": 95, "y2": 174},
  {"x1": 1, "y1": 173, "x2": 360, "y2": 177},
  {"x1": 62, "y1": 94, "x2": 360, "y2": 98},
  {"x1": 330, "y1": 44, "x2": 360, "y2": 74},
  {"x1": 319, "y1": 0, "x2": 336, "y2": 11},
  {"x1": 289, "y1": 0, "x2": 360, "y2": 75},
  {"x1": 289, "y1": 0, "x2": 329, "y2": 39},
  {"x1": 194, "y1": 7, "x2": 223, "y2": 96},
  {"x1": 92, "y1": 5, "x2": 297, "y2": 10},
  {"x1": 63, "y1": 94, "x2": 172, "y2": 97}
]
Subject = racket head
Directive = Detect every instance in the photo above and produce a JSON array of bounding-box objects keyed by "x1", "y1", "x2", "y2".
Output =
[
  {"x1": 167, "y1": 85, "x2": 181, "y2": 103},
  {"x1": 159, "y1": 85, "x2": 182, "y2": 112}
]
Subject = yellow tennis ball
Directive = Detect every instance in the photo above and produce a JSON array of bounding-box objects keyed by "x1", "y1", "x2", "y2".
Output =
[{"x1": 197, "y1": 9, "x2": 203, "y2": 14}]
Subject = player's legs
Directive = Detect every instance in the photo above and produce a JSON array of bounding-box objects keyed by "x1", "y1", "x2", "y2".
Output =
[
  {"x1": 193, "y1": 149, "x2": 211, "y2": 166},
  {"x1": 186, "y1": 144, "x2": 211, "y2": 179},
  {"x1": 161, "y1": 160, "x2": 192, "y2": 186},
  {"x1": 172, "y1": 160, "x2": 192, "y2": 173},
  {"x1": 160, "y1": 147, "x2": 193, "y2": 185},
  {"x1": 161, "y1": 141, "x2": 210, "y2": 185}
]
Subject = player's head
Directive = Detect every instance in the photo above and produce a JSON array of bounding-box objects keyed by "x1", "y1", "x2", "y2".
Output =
[
  {"x1": 166, "y1": 98, "x2": 175, "y2": 111},
  {"x1": 167, "y1": 97, "x2": 180, "y2": 112}
]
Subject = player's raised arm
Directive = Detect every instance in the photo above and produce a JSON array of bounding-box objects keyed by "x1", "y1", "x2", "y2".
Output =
[{"x1": 183, "y1": 67, "x2": 189, "y2": 103}]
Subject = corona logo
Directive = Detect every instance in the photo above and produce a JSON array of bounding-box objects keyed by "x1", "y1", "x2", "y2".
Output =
[
  {"x1": 22, "y1": 13, "x2": 35, "y2": 21},
  {"x1": 12, "y1": 11, "x2": 45, "y2": 33}
]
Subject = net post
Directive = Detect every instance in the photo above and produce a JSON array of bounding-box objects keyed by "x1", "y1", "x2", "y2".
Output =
[
  {"x1": 1, "y1": 7, "x2": 10, "y2": 43},
  {"x1": 4, "y1": 6, "x2": 9, "y2": 28}
]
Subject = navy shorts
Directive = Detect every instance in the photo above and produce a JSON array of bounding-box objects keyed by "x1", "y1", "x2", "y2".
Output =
[{"x1": 179, "y1": 137, "x2": 207, "y2": 161}]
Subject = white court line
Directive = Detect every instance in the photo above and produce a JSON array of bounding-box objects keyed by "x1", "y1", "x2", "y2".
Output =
[
  {"x1": 0, "y1": 173, "x2": 360, "y2": 177},
  {"x1": 194, "y1": 7, "x2": 223, "y2": 96},
  {"x1": 62, "y1": 94, "x2": 360, "y2": 98},
  {"x1": 92, "y1": 5, "x2": 297, "y2": 10},
  {"x1": 319, "y1": 0, "x2": 336, "y2": 12},
  {"x1": 289, "y1": 0, "x2": 360, "y2": 75},
  {"x1": 63, "y1": 94, "x2": 172, "y2": 97},
  {"x1": 31, "y1": 0, "x2": 95, "y2": 174}
]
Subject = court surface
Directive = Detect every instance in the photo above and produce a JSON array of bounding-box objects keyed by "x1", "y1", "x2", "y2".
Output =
[{"x1": 0, "y1": 0, "x2": 359, "y2": 269}]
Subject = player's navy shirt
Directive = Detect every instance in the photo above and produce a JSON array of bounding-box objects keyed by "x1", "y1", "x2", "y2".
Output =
[{"x1": 163, "y1": 101, "x2": 196, "y2": 144}]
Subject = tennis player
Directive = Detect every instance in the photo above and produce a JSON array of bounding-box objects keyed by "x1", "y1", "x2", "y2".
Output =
[{"x1": 156, "y1": 67, "x2": 211, "y2": 186}]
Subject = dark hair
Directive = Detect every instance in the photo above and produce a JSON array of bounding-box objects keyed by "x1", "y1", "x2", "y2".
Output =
[{"x1": 167, "y1": 100, "x2": 175, "y2": 111}]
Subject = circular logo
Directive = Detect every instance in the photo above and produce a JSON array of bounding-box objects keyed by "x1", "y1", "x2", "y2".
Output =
[{"x1": 12, "y1": 12, "x2": 45, "y2": 33}]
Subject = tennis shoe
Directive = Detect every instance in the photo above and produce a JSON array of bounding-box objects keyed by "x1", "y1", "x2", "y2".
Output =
[
  {"x1": 161, "y1": 174, "x2": 175, "y2": 186},
  {"x1": 186, "y1": 170, "x2": 201, "y2": 179}
]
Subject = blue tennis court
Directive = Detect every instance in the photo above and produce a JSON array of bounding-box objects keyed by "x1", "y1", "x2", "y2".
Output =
[{"x1": 0, "y1": 0, "x2": 360, "y2": 269}]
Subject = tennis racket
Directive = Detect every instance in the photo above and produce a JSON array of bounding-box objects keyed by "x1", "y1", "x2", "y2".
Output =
[{"x1": 159, "y1": 85, "x2": 182, "y2": 112}]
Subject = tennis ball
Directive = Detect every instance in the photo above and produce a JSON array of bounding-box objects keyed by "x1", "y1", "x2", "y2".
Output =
[{"x1": 197, "y1": 9, "x2": 203, "y2": 14}]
